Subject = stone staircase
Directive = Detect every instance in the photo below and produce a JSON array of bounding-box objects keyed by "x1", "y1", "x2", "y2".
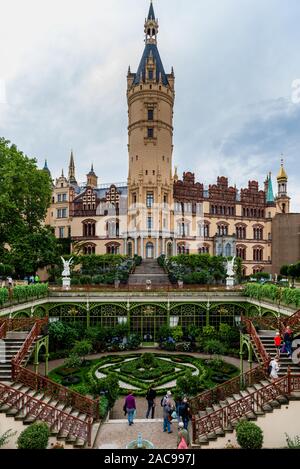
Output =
[
  {"x1": 0, "y1": 381, "x2": 99, "y2": 448},
  {"x1": 0, "y1": 332, "x2": 38, "y2": 381},
  {"x1": 128, "y1": 259, "x2": 170, "y2": 286},
  {"x1": 195, "y1": 378, "x2": 290, "y2": 447},
  {"x1": 259, "y1": 331, "x2": 300, "y2": 376}
]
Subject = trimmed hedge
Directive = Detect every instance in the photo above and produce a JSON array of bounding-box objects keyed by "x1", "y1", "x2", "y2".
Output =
[
  {"x1": 244, "y1": 282, "x2": 300, "y2": 307},
  {"x1": 17, "y1": 422, "x2": 50, "y2": 449},
  {"x1": 236, "y1": 421, "x2": 263, "y2": 449}
]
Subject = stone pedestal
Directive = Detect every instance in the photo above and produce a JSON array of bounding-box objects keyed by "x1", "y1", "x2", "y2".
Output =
[
  {"x1": 62, "y1": 277, "x2": 71, "y2": 290},
  {"x1": 226, "y1": 277, "x2": 235, "y2": 288}
]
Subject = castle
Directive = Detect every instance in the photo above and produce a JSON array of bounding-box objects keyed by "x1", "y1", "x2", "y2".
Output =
[{"x1": 44, "y1": 1, "x2": 292, "y2": 277}]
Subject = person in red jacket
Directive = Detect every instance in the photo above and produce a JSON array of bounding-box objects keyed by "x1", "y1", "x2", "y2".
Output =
[{"x1": 274, "y1": 331, "x2": 282, "y2": 357}]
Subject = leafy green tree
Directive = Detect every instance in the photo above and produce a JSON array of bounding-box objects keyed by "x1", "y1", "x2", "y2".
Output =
[
  {"x1": 0, "y1": 138, "x2": 57, "y2": 275},
  {"x1": 280, "y1": 265, "x2": 290, "y2": 277}
]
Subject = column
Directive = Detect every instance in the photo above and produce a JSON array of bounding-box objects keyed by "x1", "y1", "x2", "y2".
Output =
[
  {"x1": 161, "y1": 236, "x2": 165, "y2": 255},
  {"x1": 155, "y1": 237, "x2": 159, "y2": 258},
  {"x1": 173, "y1": 240, "x2": 177, "y2": 256},
  {"x1": 134, "y1": 237, "x2": 138, "y2": 255},
  {"x1": 124, "y1": 238, "x2": 127, "y2": 256},
  {"x1": 141, "y1": 236, "x2": 144, "y2": 258}
]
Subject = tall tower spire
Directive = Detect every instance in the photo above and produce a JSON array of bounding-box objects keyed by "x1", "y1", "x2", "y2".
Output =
[
  {"x1": 68, "y1": 150, "x2": 77, "y2": 186},
  {"x1": 145, "y1": 1, "x2": 158, "y2": 45},
  {"x1": 276, "y1": 157, "x2": 290, "y2": 213},
  {"x1": 127, "y1": 2, "x2": 175, "y2": 259}
]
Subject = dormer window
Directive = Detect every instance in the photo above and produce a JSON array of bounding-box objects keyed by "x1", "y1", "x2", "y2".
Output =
[
  {"x1": 148, "y1": 70, "x2": 154, "y2": 80},
  {"x1": 148, "y1": 109, "x2": 154, "y2": 120}
]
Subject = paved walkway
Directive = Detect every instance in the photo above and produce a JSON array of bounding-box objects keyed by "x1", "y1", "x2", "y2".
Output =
[{"x1": 95, "y1": 419, "x2": 180, "y2": 449}]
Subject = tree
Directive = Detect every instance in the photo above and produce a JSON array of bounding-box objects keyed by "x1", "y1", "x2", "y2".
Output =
[
  {"x1": 287, "y1": 263, "x2": 300, "y2": 287},
  {"x1": 72, "y1": 340, "x2": 93, "y2": 363},
  {"x1": 17, "y1": 422, "x2": 49, "y2": 449},
  {"x1": 0, "y1": 138, "x2": 56, "y2": 275},
  {"x1": 280, "y1": 265, "x2": 289, "y2": 277}
]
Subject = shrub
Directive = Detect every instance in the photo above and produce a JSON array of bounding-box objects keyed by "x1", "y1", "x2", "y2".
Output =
[
  {"x1": 63, "y1": 353, "x2": 82, "y2": 369},
  {"x1": 99, "y1": 396, "x2": 110, "y2": 419},
  {"x1": 72, "y1": 339, "x2": 92, "y2": 361},
  {"x1": 203, "y1": 339, "x2": 226, "y2": 355},
  {"x1": 0, "y1": 429, "x2": 17, "y2": 448},
  {"x1": 202, "y1": 325, "x2": 216, "y2": 339},
  {"x1": 285, "y1": 433, "x2": 300, "y2": 449},
  {"x1": 236, "y1": 421, "x2": 263, "y2": 449},
  {"x1": 171, "y1": 325, "x2": 183, "y2": 342},
  {"x1": 17, "y1": 422, "x2": 50, "y2": 449}
]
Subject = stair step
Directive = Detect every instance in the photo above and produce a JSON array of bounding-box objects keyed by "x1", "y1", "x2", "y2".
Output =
[
  {"x1": 262, "y1": 403, "x2": 273, "y2": 412},
  {"x1": 74, "y1": 438, "x2": 86, "y2": 448},
  {"x1": 269, "y1": 400, "x2": 280, "y2": 408},
  {"x1": 276, "y1": 395, "x2": 289, "y2": 405},
  {"x1": 198, "y1": 436, "x2": 209, "y2": 445},
  {"x1": 246, "y1": 411, "x2": 257, "y2": 420},
  {"x1": 233, "y1": 394, "x2": 242, "y2": 401},
  {"x1": 253, "y1": 383, "x2": 263, "y2": 390},
  {"x1": 207, "y1": 432, "x2": 217, "y2": 440}
]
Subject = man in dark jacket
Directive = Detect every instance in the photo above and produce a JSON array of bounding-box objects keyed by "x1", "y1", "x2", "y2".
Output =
[{"x1": 145, "y1": 387, "x2": 157, "y2": 419}]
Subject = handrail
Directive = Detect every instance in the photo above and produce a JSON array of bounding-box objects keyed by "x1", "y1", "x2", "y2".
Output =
[
  {"x1": 189, "y1": 365, "x2": 266, "y2": 413},
  {"x1": 192, "y1": 371, "x2": 300, "y2": 443},
  {"x1": 242, "y1": 317, "x2": 270, "y2": 368},
  {"x1": 0, "y1": 382, "x2": 93, "y2": 446},
  {"x1": 11, "y1": 319, "x2": 48, "y2": 376},
  {"x1": 1, "y1": 317, "x2": 100, "y2": 421},
  {"x1": 0, "y1": 321, "x2": 7, "y2": 339},
  {"x1": 13, "y1": 364, "x2": 99, "y2": 419}
]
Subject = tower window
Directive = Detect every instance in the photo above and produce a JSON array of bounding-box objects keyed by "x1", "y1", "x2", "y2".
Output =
[
  {"x1": 148, "y1": 70, "x2": 153, "y2": 80},
  {"x1": 147, "y1": 128, "x2": 154, "y2": 138},
  {"x1": 146, "y1": 193, "x2": 154, "y2": 208},
  {"x1": 136, "y1": 155, "x2": 138, "y2": 161},
  {"x1": 147, "y1": 216, "x2": 153, "y2": 230},
  {"x1": 148, "y1": 109, "x2": 154, "y2": 121},
  {"x1": 153, "y1": 170, "x2": 155, "y2": 175},
  {"x1": 145, "y1": 170, "x2": 148, "y2": 175}
]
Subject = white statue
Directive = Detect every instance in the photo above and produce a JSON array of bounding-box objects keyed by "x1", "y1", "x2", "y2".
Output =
[
  {"x1": 226, "y1": 256, "x2": 236, "y2": 277},
  {"x1": 61, "y1": 257, "x2": 73, "y2": 277}
]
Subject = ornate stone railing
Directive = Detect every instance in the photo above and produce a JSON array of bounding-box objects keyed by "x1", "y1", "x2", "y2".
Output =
[
  {"x1": 242, "y1": 317, "x2": 270, "y2": 368},
  {"x1": 0, "y1": 382, "x2": 93, "y2": 446},
  {"x1": 189, "y1": 365, "x2": 266, "y2": 413},
  {"x1": 192, "y1": 369, "x2": 300, "y2": 443}
]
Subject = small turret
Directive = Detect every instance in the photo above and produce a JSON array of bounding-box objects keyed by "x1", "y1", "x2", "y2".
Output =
[
  {"x1": 276, "y1": 158, "x2": 290, "y2": 213},
  {"x1": 87, "y1": 164, "x2": 98, "y2": 188}
]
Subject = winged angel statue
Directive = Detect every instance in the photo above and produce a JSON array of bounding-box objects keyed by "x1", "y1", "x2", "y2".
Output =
[
  {"x1": 226, "y1": 256, "x2": 236, "y2": 278},
  {"x1": 61, "y1": 257, "x2": 73, "y2": 277}
]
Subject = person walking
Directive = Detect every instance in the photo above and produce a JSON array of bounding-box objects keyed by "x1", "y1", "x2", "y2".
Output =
[
  {"x1": 177, "y1": 422, "x2": 190, "y2": 447},
  {"x1": 178, "y1": 396, "x2": 190, "y2": 430},
  {"x1": 162, "y1": 391, "x2": 173, "y2": 434},
  {"x1": 145, "y1": 386, "x2": 156, "y2": 419},
  {"x1": 283, "y1": 326, "x2": 293, "y2": 358},
  {"x1": 124, "y1": 391, "x2": 136, "y2": 426},
  {"x1": 269, "y1": 356, "x2": 280, "y2": 382},
  {"x1": 34, "y1": 273, "x2": 40, "y2": 283},
  {"x1": 274, "y1": 331, "x2": 282, "y2": 357}
]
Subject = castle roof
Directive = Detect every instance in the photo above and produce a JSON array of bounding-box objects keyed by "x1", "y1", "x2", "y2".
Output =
[{"x1": 133, "y1": 43, "x2": 169, "y2": 86}]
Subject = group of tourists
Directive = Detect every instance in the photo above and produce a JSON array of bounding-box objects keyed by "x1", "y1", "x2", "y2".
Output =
[
  {"x1": 269, "y1": 325, "x2": 294, "y2": 381},
  {"x1": 123, "y1": 388, "x2": 192, "y2": 449}
]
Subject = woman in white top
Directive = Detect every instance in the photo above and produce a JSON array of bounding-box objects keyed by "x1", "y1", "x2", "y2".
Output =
[{"x1": 269, "y1": 357, "x2": 280, "y2": 381}]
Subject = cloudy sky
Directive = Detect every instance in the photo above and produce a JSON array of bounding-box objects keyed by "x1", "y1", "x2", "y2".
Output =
[{"x1": 0, "y1": 0, "x2": 300, "y2": 210}]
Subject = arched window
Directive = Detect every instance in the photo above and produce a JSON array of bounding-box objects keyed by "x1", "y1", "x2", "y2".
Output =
[
  {"x1": 83, "y1": 244, "x2": 96, "y2": 255},
  {"x1": 127, "y1": 242, "x2": 133, "y2": 258},
  {"x1": 198, "y1": 245, "x2": 209, "y2": 254},
  {"x1": 236, "y1": 245, "x2": 246, "y2": 260},
  {"x1": 198, "y1": 222, "x2": 210, "y2": 238},
  {"x1": 217, "y1": 224, "x2": 228, "y2": 236},
  {"x1": 236, "y1": 225, "x2": 246, "y2": 240},
  {"x1": 225, "y1": 243, "x2": 232, "y2": 257},
  {"x1": 106, "y1": 243, "x2": 120, "y2": 254},
  {"x1": 106, "y1": 219, "x2": 119, "y2": 238},
  {"x1": 177, "y1": 243, "x2": 189, "y2": 255},
  {"x1": 253, "y1": 247, "x2": 263, "y2": 262},
  {"x1": 82, "y1": 220, "x2": 96, "y2": 237},
  {"x1": 146, "y1": 242, "x2": 154, "y2": 259}
]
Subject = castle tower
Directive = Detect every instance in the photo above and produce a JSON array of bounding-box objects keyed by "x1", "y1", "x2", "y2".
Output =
[
  {"x1": 86, "y1": 164, "x2": 98, "y2": 188},
  {"x1": 127, "y1": 1, "x2": 175, "y2": 258},
  {"x1": 68, "y1": 150, "x2": 78, "y2": 186},
  {"x1": 276, "y1": 159, "x2": 290, "y2": 213}
]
